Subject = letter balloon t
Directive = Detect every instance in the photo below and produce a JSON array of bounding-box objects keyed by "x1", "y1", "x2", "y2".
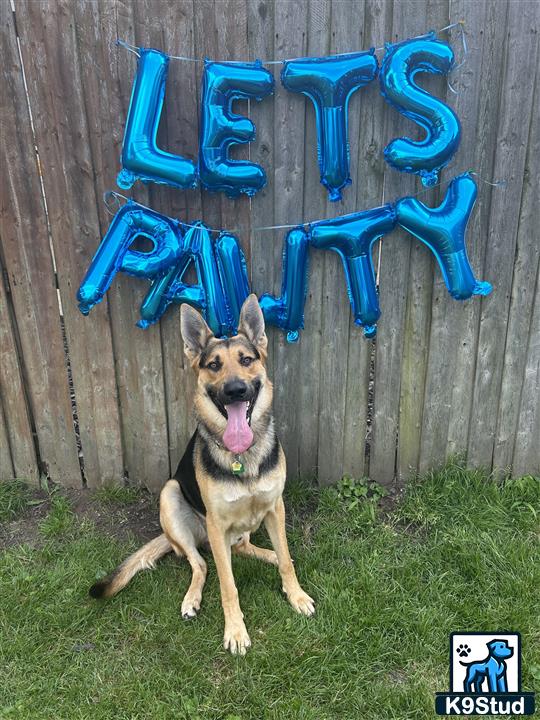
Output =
[{"x1": 282, "y1": 51, "x2": 378, "y2": 202}]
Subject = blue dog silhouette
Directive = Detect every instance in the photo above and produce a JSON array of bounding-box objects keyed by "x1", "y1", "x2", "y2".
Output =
[{"x1": 460, "y1": 639, "x2": 513, "y2": 693}]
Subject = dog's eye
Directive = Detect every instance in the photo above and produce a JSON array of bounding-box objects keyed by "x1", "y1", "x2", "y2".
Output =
[
  {"x1": 239, "y1": 356, "x2": 253, "y2": 367},
  {"x1": 207, "y1": 360, "x2": 220, "y2": 371}
]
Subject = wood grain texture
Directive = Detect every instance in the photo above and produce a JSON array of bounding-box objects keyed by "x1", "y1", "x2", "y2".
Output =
[
  {"x1": 2, "y1": 0, "x2": 538, "y2": 487},
  {"x1": 493, "y1": 39, "x2": 540, "y2": 474},
  {"x1": 369, "y1": 0, "x2": 426, "y2": 485},
  {"x1": 15, "y1": 0, "x2": 124, "y2": 487},
  {"x1": 419, "y1": 0, "x2": 495, "y2": 471},
  {"x1": 0, "y1": 261, "x2": 38, "y2": 482},
  {"x1": 271, "y1": 0, "x2": 309, "y2": 477},
  {"x1": 467, "y1": 0, "x2": 539, "y2": 468},
  {"x1": 1, "y1": 1, "x2": 81, "y2": 486},
  {"x1": 395, "y1": 0, "x2": 448, "y2": 481}
]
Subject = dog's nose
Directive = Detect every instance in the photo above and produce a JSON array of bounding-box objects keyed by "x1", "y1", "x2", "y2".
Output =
[{"x1": 223, "y1": 379, "x2": 248, "y2": 402}]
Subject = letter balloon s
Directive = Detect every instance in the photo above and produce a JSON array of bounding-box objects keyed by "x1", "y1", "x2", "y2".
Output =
[{"x1": 380, "y1": 34, "x2": 461, "y2": 186}]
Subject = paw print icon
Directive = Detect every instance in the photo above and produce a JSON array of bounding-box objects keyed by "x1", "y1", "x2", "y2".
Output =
[{"x1": 456, "y1": 643, "x2": 471, "y2": 658}]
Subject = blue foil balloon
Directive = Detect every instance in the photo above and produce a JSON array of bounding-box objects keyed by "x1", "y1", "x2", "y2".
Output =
[
  {"x1": 310, "y1": 205, "x2": 397, "y2": 337},
  {"x1": 259, "y1": 227, "x2": 310, "y2": 342},
  {"x1": 199, "y1": 60, "x2": 274, "y2": 197},
  {"x1": 380, "y1": 33, "x2": 461, "y2": 186},
  {"x1": 138, "y1": 252, "x2": 205, "y2": 329},
  {"x1": 282, "y1": 51, "x2": 378, "y2": 202},
  {"x1": 138, "y1": 223, "x2": 231, "y2": 336},
  {"x1": 214, "y1": 233, "x2": 250, "y2": 333},
  {"x1": 77, "y1": 202, "x2": 183, "y2": 315},
  {"x1": 396, "y1": 173, "x2": 492, "y2": 299},
  {"x1": 117, "y1": 48, "x2": 198, "y2": 191}
]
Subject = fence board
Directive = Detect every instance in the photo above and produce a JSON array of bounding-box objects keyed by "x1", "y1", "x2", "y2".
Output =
[
  {"x1": 1, "y1": 1, "x2": 81, "y2": 485},
  {"x1": 294, "y1": 0, "x2": 325, "y2": 479},
  {"x1": 493, "y1": 58, "x2": 540, "y2": 473},
  {"x1": 0, "y1": 397, "x2": 13, "y2": 480},
  {"x1": 150, "y1": 0, "x2": 201, "y2": 474},
  {"x1": 341, "y1": 0, "x2": 393, "y2": 481},
  {"x1": 15, "y1": 0, "x2": 124, "y2": 487},
  {"x1": 419, "y1": 0, "x2": 495, "y2": 471},
  {"x1": 369, "y1": 0, "x2": 425, "y2": 485},
  {"x1": 271, "y1": 0, "x2": 309, "y2": 476},
  {"x1": 395, "y1": 0, "x2": 449, "y2": 480},
  {"x1": 0, "y1": 263, "x2": 38, "y2": 482},
  {"x1": 512, "y1": 263, "x2": 540, "y2": 477},
  {"x1": 467, "y1": 0, "x2": 539, "y2": 468}
]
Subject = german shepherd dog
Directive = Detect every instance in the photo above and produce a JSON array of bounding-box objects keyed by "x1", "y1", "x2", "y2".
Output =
[{"x1": 90, "y1": 295, "x2": 314, "y2": 654}]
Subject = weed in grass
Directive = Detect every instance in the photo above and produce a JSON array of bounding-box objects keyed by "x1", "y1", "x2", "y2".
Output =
[
  {"x1": 0, "y1": 479, "x2": 31, "y2": 521},
  {"x1": 39, "y1": 495, "x2": 75, "y2": 537},
  {"x1": 94, "y1": 483, "x2": 142, "y2": 505}
]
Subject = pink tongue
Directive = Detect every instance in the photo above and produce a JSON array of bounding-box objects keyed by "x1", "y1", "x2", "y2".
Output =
[{"x1": 223, "y1": 401, "x2": 253, "y2": 454}]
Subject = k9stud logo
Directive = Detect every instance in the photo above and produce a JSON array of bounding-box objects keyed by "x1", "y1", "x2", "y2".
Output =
[{"x1": 435, "y1": 632, "x2": 535, "y2": 715}]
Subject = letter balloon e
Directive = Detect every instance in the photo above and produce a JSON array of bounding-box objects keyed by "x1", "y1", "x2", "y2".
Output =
[{"x1": 199, "y1": 61, "x2": 274, "y2": 197}]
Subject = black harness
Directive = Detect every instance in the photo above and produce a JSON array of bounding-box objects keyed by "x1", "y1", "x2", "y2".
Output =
[{"x1": 173, "y1": 430, "x2": 206, "y2": 516}]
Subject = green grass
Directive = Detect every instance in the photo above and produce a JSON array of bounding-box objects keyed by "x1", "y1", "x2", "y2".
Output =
[
  {"x1": 0, "y1": 479, "x2": 31, "y2": 522},
  {"x1": 1, "y1": 465, "x2": 539, "y2": 720},
  {"x1": 93, "y1": 483, "x2": 143, "y2": 505}
]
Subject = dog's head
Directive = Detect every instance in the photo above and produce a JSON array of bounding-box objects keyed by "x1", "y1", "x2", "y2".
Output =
[
  {"x1": 180, "y1": 294, "x2": 272, "y2": 453},
  {"x1": 487, "y1": 640, "x2": 513, "y2": 660}
]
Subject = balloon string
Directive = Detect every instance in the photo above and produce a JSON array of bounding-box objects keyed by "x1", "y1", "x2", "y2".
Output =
[
  {"x1": 115, "y1": 21, "x2": 466, "y2": 65},
  {"x1": 447, "y1": 21, "x2": 468, "y2": 94},
  {"x1": 102, "y1": 169, "x2": 505, "y2": 233}
]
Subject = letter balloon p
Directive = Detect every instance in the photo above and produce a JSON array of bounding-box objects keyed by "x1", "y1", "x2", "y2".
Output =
[{"x1": 77, "y1": 202, "x2": 182, "y2": 315}]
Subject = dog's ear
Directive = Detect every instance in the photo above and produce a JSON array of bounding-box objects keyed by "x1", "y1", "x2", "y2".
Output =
[
  {"x1": 180, "y1": 304, "x2": 213, "y2": 364},
  {"x1": 237, "y1": 294, "x2": 267, "y2": 357}
]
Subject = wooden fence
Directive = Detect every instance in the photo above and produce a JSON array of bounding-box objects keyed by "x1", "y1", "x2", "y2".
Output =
[{"x1": 1, "y1": 0, "x2": 538, "y2": 490}]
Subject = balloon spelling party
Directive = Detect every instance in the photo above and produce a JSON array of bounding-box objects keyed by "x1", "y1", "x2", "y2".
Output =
[{"x1": 78, "y1": 27, "x2": 492, "y2": 341}]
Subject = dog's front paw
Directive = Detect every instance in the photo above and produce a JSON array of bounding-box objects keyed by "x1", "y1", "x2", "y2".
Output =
[
  {"x1": 223, "y1": 620, "x2": 251, "y2": 655},
  {"x1": 286, "y1": 587, "x2": 315, "y2": 617},
  {"x1": 181, "y1": 591, "x2": 202, "y2": 620}
]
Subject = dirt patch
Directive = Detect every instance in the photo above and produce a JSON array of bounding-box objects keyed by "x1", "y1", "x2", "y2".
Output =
[{"x1": 0, "y1": 486, "x2": 161, "y2": 550}]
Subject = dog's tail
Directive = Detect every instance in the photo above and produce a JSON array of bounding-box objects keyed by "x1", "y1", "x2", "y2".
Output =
[{"x1": 89, "y1": 533, "x2": 172, "y2": 599}]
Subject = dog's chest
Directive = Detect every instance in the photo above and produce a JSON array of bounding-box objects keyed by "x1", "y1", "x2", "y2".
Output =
[{"x1": 211, "y1": 476, "x2": 283, "y2": 533}]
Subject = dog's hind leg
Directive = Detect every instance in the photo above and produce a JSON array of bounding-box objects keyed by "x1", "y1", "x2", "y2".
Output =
[
  {"x1": 160, "y1": 480, "x2": 208, "y2": 619},
  {"x1": 232, "y1": 533, "x2": 278, "y2": 566},
  {"x1": 89, "y1": 533, "x2": 173, "y2": 599}
]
